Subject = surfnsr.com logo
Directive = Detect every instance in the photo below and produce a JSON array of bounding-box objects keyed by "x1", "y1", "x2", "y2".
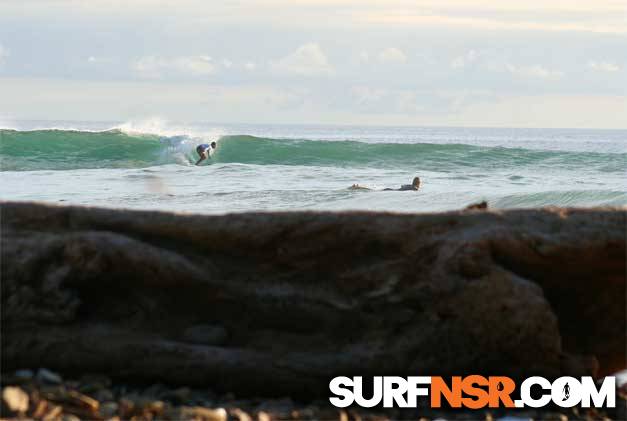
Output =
[{"x1": 329, "y1": 376, "x2": 616, "y2": 409}]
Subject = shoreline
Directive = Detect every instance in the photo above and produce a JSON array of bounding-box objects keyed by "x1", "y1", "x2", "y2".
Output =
[{"x1": 3, "y1": 369, "x2": 626, "y2": 420}]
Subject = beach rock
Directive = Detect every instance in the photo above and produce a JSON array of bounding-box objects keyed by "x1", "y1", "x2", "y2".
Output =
[
  {"x1": 43, "y1": 404, "x2": 63, "y2": 420},
  {"x1": 1, "y1": 202, "x2": 625, "y2": 398},
  {"x1": 65, "y1": 390, "x2": 99, "y2": 412},
  {"x1": 117, "y1": 398, "x2": 137, "y2": 418},
  {"x1": 13, "y1": 369, "x2": 34, "y2": 381},
  {"x1": 32, "y1": 399, "x2": 50, "y2": 418},
  {"x1": 36, "y1": 368, "x2": 62, "y2": 385},
  {"x1": 99, "y1": 401, "x2": 118, "y2": 418},
  {"x1": 229, "y1": 408, "x2": 253, "y2": 421},
  {"x1": 257, "y1": 411, "x2": 272, "y2": 421},
  {"x1": 2, "y1": 386, "x2": 29, "y2": 415},
  {"x1": 4, "y1": 369, "x2": 35, "y2": 386},
  {"x1": 177, "y1": 406, "x2": 227, "y2": 421},
  {"x1": 465, "y1": 200, "x2": 488, "y2": 210}
]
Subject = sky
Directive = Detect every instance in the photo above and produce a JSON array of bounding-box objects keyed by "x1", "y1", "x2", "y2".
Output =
[{"x1": 0, "y1": 0, "x2": 626, "y2": 128}]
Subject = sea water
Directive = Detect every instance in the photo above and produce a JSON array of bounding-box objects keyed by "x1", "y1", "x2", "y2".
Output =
[{"x1": 1, "y1": 120, "x2": 625, "y2": 214}]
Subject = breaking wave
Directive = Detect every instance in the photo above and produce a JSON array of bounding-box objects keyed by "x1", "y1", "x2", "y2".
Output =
[{"x1": 1, "y1": 129, "x2": 624, "y2": 172}]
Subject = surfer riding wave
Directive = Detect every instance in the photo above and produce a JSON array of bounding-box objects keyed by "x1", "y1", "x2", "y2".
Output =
[{"x1": 195, "y1": 141, "x2": 217, "y2": 165}]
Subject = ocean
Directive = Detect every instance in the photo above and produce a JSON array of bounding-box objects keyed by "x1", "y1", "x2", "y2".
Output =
[{"x1": 1, "y1": 120, "x2": 626, "y2": 214}]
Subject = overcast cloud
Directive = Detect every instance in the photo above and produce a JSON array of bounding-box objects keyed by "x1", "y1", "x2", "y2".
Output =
[{"x1": 0, "y1": 0, "x2": 625, "y2": 128}]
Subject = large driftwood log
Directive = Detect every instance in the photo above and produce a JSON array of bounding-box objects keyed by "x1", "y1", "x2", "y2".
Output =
[{"x1": 1, "y1": 202, "x2": 625, "y2": 397}]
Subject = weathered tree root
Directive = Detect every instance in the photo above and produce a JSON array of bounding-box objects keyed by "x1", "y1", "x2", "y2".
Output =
[{"x1": 2, "y1": 202, "x2": 625, "y2": 397}]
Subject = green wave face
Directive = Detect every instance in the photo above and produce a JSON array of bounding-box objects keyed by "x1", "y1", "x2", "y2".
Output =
[
  {"x1": 0, "y1": 129, "x2": 168, "y2": 170},
  {"x1": 214, "y1": 135, "x2": 625, "y2": 173},
  {"x1": 1, "y1": 129, "x2": 625, "y2": 172}
]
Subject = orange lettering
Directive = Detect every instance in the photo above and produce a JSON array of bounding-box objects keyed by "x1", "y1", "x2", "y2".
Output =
[
  {"x1": 488, "y1": 376, "x2": 516, "y2": 408},
  {"x1": 431, "y1": 376, "x2": 463, "y2": 408},
  {"x1": 461, "y1": 375, "x2": 489, "y2": 409}
]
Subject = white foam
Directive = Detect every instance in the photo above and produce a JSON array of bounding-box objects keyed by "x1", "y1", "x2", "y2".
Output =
[
  {"x1": 114, "y1": 117, "x2": 224, "y2": 142},
  {"x1": 1, "y1": 117, "x2": 226, "y2": 145}
]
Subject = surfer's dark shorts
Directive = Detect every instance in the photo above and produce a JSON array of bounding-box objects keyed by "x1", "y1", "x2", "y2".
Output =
[{"x1": 196, "y1": 144, "x2": 210, "y2": 154}]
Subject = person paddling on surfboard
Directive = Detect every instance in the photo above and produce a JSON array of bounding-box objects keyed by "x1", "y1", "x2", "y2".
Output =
[
  {"x1": 195, "y1": 141, "x2": 217, "y2": 165},
  {"x1": 383, "y1": 176, "x2": 421, "y2": 191},
  {"x1": 349, "y1": 176, "x2": 421, "y2": 191}
]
